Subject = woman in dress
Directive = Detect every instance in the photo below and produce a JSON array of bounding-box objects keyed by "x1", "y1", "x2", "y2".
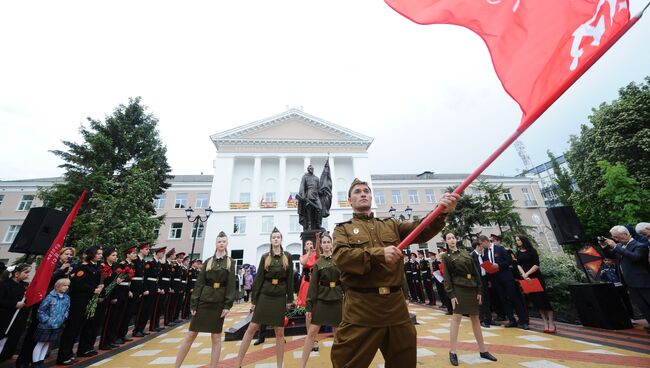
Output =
[
  {"x1": 299, "y1": 232, "x2": 342, "y2": 368},
  {"x1": 235, "y1": 227, "x2": 294, "y2": 368},
  {"x1": 296, "y1": 238, "x2": 319, "y2": 350},
  {"x1": 442, "y1": 233, "x2": 497, "y2": 366},
  {"x1": 515, "y1": 235, "x2": 555, "y2": 333},
  {"x1": 175, "y1": 231, "x2": 236, "y2": 368}
]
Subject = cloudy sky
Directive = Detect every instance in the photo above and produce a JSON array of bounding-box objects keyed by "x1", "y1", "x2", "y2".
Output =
[{"x1": 1, "y1": 0, "x2": 648, "y2": 181}]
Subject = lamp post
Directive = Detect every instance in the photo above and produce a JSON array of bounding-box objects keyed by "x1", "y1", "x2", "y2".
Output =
[
  {"x1": 185, "y1": 206, "x2": 213, "y2": 262},
  {"x1": 389, "y1": 205, "x2": 413, "y2": 221}
]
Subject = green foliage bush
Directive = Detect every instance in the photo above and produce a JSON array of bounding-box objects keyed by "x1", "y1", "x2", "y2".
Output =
[{"x1": 538, "y1": 252, "x2": 588, "y2": 323}]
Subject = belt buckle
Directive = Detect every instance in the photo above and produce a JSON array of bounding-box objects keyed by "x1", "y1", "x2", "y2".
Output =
[
  {"x1": 213, "y1": 282, "x2": 221, "y2": 288},
  {"x1": 466, "y1": 274, "x2": 472, "y2": 280},
  {"x1": 378, "y1": 287, "x2": 390, "y2": 295},
  {"x1": 272, "y1": 279, "x2": 279, "y2": 285},
  {"x1": 329, "y1": 282, "x2": 336, "y2": 288}
]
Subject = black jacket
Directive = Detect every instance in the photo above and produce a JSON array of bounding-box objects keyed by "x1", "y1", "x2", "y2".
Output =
[{"x1": 603, "y1": 239, "x2": 650, "y2": 289}]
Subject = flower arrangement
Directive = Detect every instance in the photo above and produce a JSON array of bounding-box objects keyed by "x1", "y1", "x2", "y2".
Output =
[{"x1": 85, "y1": 265, "x2": 135, "y2": 318}]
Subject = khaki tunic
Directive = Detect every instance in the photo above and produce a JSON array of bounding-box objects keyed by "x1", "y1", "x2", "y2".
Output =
[
  {"x1": 306, "y1": 256, "x2": 343, "y2": 326},
  {"x1": 332, "y1": 212, "x2": 447, "y2": 327},
  {"x1": 251, "y1": 251, "x2": 294, "y2": 326},
  {"x1": 441, "y1": 249, "x2": 481, "y2": 315},
  {"x1": 189, "y1": 256, "x2": 236, "y2": 333}
]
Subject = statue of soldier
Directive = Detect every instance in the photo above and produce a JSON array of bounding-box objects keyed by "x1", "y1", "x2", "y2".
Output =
[{"x1": 297, "y1": 165, "x2": 323, "y2": 230}]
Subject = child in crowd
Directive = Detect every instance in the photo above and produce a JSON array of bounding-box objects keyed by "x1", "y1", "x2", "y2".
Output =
[
  {"x1": 32, "y1": 278, "x2": 71, "y2": 367},
  {"x1": 0, "y1": 264, "x2": 32, "y2": 361}
]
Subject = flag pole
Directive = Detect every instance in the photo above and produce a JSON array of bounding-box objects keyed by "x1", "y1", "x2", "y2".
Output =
[
  {"x1": 4, "y1": 297, "x2": 26, "y2": 336},
  {"x1": 397, "y1": 10, "x2": 644, "y2": 251}
]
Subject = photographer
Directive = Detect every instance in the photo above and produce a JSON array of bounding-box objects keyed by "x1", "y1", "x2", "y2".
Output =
[{"x1": 600, "y1": 226, "x2": 650, "y2": 330}]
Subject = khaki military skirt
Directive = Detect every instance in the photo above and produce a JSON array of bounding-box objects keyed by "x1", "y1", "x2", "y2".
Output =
[
  {"x1": 311, "y1": 299, "x2": 342, "y2": 327},
  {"x1": 189, "y1": 302, "x2": 226, "y2": 333},
  {"x1": 252, "y1": 293, "x2": 286, "y2": 326},
  {"x1": 452, "y1": 285, "x2": 480, "y2": 316}
]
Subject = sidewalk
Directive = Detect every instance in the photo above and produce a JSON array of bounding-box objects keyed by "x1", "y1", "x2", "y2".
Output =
[{"x1": 4, "y1": 302, "x2": 648, "y2": 367}]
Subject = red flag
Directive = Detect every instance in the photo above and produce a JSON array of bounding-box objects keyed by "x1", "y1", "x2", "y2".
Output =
[
  {"x1": 25, "y1": 191, "x2": 87, "y2": 306},
  {"x1": 287, "y1": 194, "x2": 293, "y2": 203},
  {"x1": 385, "y1": 0, "x2": 632, "y2": 128}
]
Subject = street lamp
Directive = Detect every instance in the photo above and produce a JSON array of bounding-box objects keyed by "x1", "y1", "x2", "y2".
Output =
[
  {"x1": 389, "y1": 205, "x2": 413, "y2": 220},
  {"x1": 185, "y1": 206, "x2": 213, "y2": 262}
]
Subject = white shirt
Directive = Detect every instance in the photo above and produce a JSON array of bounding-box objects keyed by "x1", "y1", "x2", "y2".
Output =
[{"x1": 473, "y1": 250, "x2": 486, "y2": 276}]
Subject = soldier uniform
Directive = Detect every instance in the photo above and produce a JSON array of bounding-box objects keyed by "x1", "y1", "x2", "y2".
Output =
[
  {"x1": 163, "y1": 249, "x2": 177, "y2": 326},
  {"x1": 189, "y1": 255, "x2": 236, "y2": 333},
  {"x1": 182, "y1": 257, "x2": 197, "y2": 319},
  {"x1": 441, "y1": 248, "x2": 481, "y2": 315},
  {"x1": 305, "y1": 254, "x2": 343, "y2": 327},
  {"x1": 331, "y1": 178, "x2": 449, "y2": 368},
  {"x1": 419, "y1": 250, "x2": 436, "y2": 306},
  {"x1": 251, "y1": 249, "x2": 295, "y2": 326},
  {"x1": 117, "y1": 251, "x2": 140, "y2": 341},
  {"x1": 172, "y1": 252, "x2": 187, "y2": 322},
  {"x1": 150, "y1": 247, "x2": 169, "y2": 331},
  {"x1": 134, "y1": 244, "x2": 160, "y2": 336},
  {"x1": 409, "y1": 253, "x2": 426, "y2": 303}
]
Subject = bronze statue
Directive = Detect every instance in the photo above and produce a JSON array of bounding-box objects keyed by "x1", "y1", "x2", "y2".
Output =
[{"x1": 296, "y1": 161, "x2": 332, "y2": 231}]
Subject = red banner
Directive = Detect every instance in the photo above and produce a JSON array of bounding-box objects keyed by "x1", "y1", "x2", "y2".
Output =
[
  {"x1": 25, "y1": 191, "x2": 87, "y2": 306},
  {"x1": 385, "y1": 0, "x2": 631, "y2": 128}
]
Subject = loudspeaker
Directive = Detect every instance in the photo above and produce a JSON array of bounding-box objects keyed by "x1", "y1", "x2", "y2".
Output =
[
  {"x1": 9, "y1": 207, "x2": 67, "y2": 255},
  {"x1": 546, "y1": 206, "x2": 589, "y2": 244},
  {"x1": 568, "y1": 283, "x2": 633, "y2": 330}
]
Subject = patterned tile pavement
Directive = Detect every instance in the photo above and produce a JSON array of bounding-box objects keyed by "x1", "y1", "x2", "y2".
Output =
[{"x1": 45, "y1": 302, "x2": 650, "y2": 367}]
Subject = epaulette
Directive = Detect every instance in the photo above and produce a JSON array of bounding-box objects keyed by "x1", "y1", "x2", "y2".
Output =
[{"x1": 335, "y1": 219, "x2": 353, "y2": 226}]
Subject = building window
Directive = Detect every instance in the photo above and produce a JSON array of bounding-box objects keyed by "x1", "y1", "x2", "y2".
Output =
[
  {"x1": 374, "y1": 191, "x2": 385, "y2": 205},
  {"x1": 262, "y1": 216, "x2": 274, "y2": 233},
  {"x1": 240, "y1": 192, "x2": 251, "y2": 203},
  {"x1": 290, "y1": 215, "x2": 302, "y2": 232},
  {"x1": 195, "y1": 193, "x2": 209, "y2": 208},
  {"x1": 174, "y1": 193, "x2": 188, "y2": 209},
  {"x1": 3, "y1": 225, "x2": 21, "y2": 243},
  {"x1": 392, "y1": 190, "x2": 403, "y2": 204},
  {"x1": 191, "y1": 222, "x2": 205, "y2": 239},
  {"x1": 337, "y1": 191, "x2": 347, "y2": 202},
  {"x1": 17, "y1": 195, "x2": 34, "y2": 211},
  {"x1": 0, "y1": 194, "x2": 4, "y2": 206},
  {"x1": 234, "y1": 216, "x2": 246, "y2": 234},
  {"x1": 504, "y1": 189, "x2": 513, "y2": 201},
  {"x1": 522, "y1": 188, "x2": 538, "y2": 206},
  {"x1": 408, "y1": 190, "x2": 419, "y2": 204},
  {"x1": 154, "y1": 194, "x2": 166, "y2": 209},
  {"x1": 168, "y1": 223, "x2": 183, "y2": 239},
  {"x1": 153, "y1": 228, "x2": 160, "y2": 238},
  {"x1": 264, "y1": 192, "x2": 276, "y2": 203},
  {"x1": 425, "y1": 189, "x2": 435, "y2": 203}
]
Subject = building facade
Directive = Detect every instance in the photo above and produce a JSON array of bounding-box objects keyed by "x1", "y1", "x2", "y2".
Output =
[
  {"x1": 1, "y1": 109, "x2": 561, "y2": 265},
  {"x1": 520, "y1": 154, "x2": 574, "y2": 208}
]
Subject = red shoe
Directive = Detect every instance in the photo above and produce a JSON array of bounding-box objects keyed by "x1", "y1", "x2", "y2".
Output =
[{"x1": 548, "y1": 324, "x2": 557, "y2": 333}]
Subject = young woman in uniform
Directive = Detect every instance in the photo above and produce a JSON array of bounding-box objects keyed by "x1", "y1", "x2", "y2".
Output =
[
  {"x1": 442, "y1": 233, "x2": 497, "y2": 366},
  {"x1": 235, "y1": 227, "x2": 294, "y2": 368},
  {"x1": 299, "y1": 232, "x2": 342, "y2": 368},
  {"x1": 175, "y1": 231, "x2": 236, "y2": 368}
]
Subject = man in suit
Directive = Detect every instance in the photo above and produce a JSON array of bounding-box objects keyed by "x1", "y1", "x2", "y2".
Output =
[
  {"x1": 471, "y1": 240, "x2": 494, "y2": 328},
  {"x1": 480, "y1": 235, "x2": 529, "y2": 329},
  {"x1": 602, "y1": 225, "x2": 650, "y2": 329}
]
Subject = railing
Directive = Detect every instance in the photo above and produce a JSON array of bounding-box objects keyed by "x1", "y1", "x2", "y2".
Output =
[
  {"x1": 524, "y1": 199, "x2": 539, "y2": 207},
  {"x1": 260, "y1": 202, "x2": 277, "y2": 208},
  {"x1": 230, "y1": 202, "x2": 250, "y2": 209},
  {"x1": 339, "y1": 201, "x2": 350, "y2": 207},
  {"x1": 287, "y1": 200, "x2": 298, "y2": 208}
]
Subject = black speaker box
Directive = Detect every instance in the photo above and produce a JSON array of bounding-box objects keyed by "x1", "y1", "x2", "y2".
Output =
[
  {"x1": 568, "y1": 283, "x2": 633, "y2": 330},
  {"x1": 9, "y1": 207, "x2": 67, "y2": 255},
  {"x1": 546, "y1": 206, "x2": 589, "y2": 244}
]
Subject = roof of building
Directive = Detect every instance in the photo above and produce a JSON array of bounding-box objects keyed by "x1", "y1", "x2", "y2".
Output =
[{"x1": 371, "y1": 172, "x2": 522, "y2": 181}]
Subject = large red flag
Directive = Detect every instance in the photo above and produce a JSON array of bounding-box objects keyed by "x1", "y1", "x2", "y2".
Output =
[
  {"x1": 25, "y1": 190, "x2": 87, "y2": 306},
  {"x1": 385, "y1": 0, "x2": 632, "y2": 128}
]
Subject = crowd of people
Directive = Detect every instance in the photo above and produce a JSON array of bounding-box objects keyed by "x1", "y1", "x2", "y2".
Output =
[{"x1": 0, "y1": 180, "x2": 647, "y2": 368}]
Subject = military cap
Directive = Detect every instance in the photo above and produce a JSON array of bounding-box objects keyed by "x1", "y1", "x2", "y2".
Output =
[
  {"x1": 124, "y1": 246, "x2": 137, "y2": 255},
  {"x1": 217, "y1": 231, "x2": 227, "y2": 237},
  {"x1": 154, "y1": 246, "x2": 167, "y2": 254},
  {"x1": 176, "y1": 252, "x2": 186, "y2": 259},
  {"x1": 166, "y1": 248, "x2": 176, "y2": 258},
  {"x1": 490, "y1": 233, "x2": 502, "y2": 241},
  {"x1": 139, "y1": 243, "x2": 151, "y2": 250},
  {"x1": 417, "y1": 250, "x2": 425, "y2": 255},
  {"x1": 272, "y1": 227, "x2": 281, "y2": 233},
  {"x1": 104, "y1": 246, "x2": 117, "y2": 256},
  {"x1": 183, "y1": 255, "x2": 190, "y2": 262}
]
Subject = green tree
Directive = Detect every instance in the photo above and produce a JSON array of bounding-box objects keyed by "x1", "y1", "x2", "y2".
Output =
[
  {"x1": 476, "y1": 180, "x2": 531, "y2": 246},
  {"x1": 566, "y1": 77, "x2": 650, "y2": 236},
  {"x1": 596, "y1": 160, "x2": 650, "y2": 225},
  {"x1": 39, "y1": 97, "x2": 172, "y2": 254},
  {"x1": 444, "y1": 186, "x2": 486, "y2": 248},
  {"x1": 547, "y1": 151, "x2": 574, "y2": 206}
]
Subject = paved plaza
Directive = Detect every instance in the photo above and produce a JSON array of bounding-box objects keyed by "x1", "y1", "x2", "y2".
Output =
[{"x1": 41, "y1": 302, "x2": 648, "y2": 368}]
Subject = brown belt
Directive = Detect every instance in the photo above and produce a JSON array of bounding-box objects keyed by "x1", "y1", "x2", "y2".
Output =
[{"x1": 348, "y1": 286, "x2": 401, "y2": 295}]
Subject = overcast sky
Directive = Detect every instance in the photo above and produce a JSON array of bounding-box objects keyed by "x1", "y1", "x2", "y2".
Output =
[{"x1": 1, "y1": 1, "x2": 648, "y2": 181}]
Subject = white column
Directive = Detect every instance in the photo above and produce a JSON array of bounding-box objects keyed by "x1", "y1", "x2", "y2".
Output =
[
  {"x1": 279, "y1": 156, "x2": 287, "y2": 208},
  {"x1": 329, "y1": 156, "x2": 338, "y2": 208},
  {"x1": 252, "y1": 156, "x2": 262, "y2": 208},
  {"x1": 303, "y1": 157, "x2": 311, "y2": 171}
]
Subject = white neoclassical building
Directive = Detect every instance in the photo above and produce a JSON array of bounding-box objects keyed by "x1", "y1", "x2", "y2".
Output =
[{"x1": 203, "y1": 108, "x2": 374, "y2": 267}]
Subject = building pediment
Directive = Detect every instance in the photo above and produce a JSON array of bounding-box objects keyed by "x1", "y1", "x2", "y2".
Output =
[{"x1": 210, "y1": 109, "x2": 373, "y2": 152}]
